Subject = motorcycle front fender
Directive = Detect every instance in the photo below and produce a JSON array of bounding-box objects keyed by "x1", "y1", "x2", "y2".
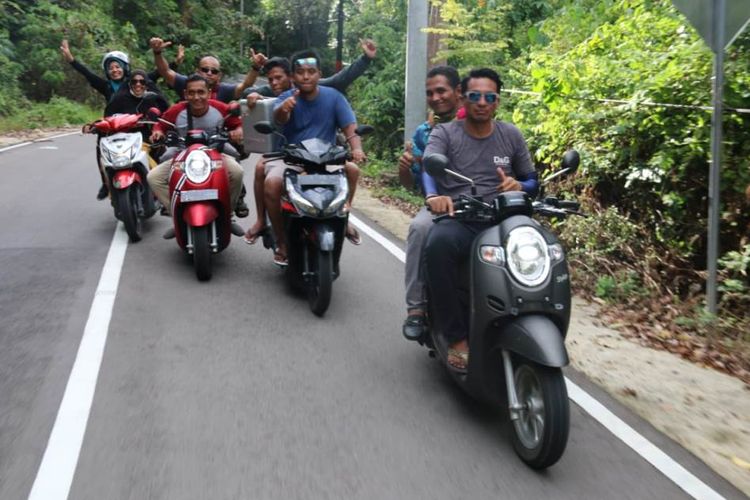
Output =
[
  {"x1": 496, "y1": 315, "x2": 569, "y2": 367},
  {"x1": 112, "y1": 170, "x2": 141, "y2": 190},
  {"x1": 315, "y1": 223, "x2": 336, "y2": 252},
  {"x1": 182, "y1": 202, "x2": 219, "y2": 227}
]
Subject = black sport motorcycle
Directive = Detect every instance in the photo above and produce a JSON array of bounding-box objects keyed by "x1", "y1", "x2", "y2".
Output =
[
  {"x1": 421, "y1": 150, "x2": 582, "y2": 469},
  {"x1": 254, "y1": 122, "x2": 372, "y2": 316}
]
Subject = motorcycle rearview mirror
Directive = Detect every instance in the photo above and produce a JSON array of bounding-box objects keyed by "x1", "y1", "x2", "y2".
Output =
[
  {"x1": 227, "y1": 101, "x2": 241, "y2": 117},
  {"x1": 254, "y1": 121, "x2": 275, "y2": 135},
  {"x1": 562, "y1": 149, "x2": 580, "y2": 173},
  {"x1": 424, "y1": 153, "x2": 477, "y2": 195},
  {"x1": 423, "y1": 153, "x2": 449, "y2": 177},
  {"x1": 355, "y1": 124, "x2": 374, "y2": 137},
  {"x1": 542, "y1": 149, "x2": 581, "y2": 186}
]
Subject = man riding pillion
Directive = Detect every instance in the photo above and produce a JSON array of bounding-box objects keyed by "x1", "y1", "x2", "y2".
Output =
[
  {"x1": 148, "y1": 37, "x2": 265, "y2": 218},
  {"x1": 242, "y1": 39, "x2": 378, "y2": 245},
  {"x1": 264, "y1": 50, "x2": 365, "y2": 266},
  {"x1": 420, "y1": 68, "x2": 539, "y2": 373},
  {"x1": 400, "y1": 66, "x2": 462, "y2": 342},
  {"x1": 147, "y1": 75, "x2": 245, "y2": 231},
  {"x1": 149, "y1": 37, "x2": 266, "y2": 102}
]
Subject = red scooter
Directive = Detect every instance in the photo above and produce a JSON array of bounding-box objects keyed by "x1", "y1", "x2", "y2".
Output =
[
  {"x1": 160, "y1": 107, "x2": 244, "y2": 281},
  {"x1": 90, "y1": 113, "x2": 158, "y2": 242}
]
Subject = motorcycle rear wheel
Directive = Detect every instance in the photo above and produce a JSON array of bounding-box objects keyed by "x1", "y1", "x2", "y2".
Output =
[
  {"x1": 307, "y1": 249, "x2": 333, "y2": 316},
  {"x1": 192, "y1": 225, "x2": 212, "y2": 281},
  {"x1": 118, "y1": 185, "x2": 142, "y2": 242},
  {"x1": 510, "y1": 361, "x2": 569, "y2": 469}
]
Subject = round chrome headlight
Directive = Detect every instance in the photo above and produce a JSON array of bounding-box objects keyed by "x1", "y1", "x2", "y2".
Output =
[
  {"x1": 505, "y1": 226, "x2": 551, "y2": 287},
  {"x1": 185, "y1": 150, "x2": 211, "y2": 184}
]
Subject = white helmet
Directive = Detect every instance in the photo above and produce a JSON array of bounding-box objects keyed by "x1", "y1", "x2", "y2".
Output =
[{"x1": 101, "y1": 51, "x2": 130, "y2": 79}]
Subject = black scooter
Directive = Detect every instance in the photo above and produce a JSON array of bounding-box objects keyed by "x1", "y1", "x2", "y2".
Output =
[
  {"x1": 254, "y1": 122, "x2": 372, "y2": 316},
  {"x1": 421, "y1": 150, "x2": 581, "y2": 469}
]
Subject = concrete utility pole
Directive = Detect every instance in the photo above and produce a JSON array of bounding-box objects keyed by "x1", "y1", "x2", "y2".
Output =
[{"x1": 404, "y1": 0, "x2": 429, "y2": 143}]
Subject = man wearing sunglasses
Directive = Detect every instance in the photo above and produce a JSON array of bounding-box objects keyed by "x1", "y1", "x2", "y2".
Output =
[
  {"x1": 149, "y1": 37, "x2": 266, "y2": 102},
  {"x1": 418, "y1": 68, "x2": 539, "y2": 373}
]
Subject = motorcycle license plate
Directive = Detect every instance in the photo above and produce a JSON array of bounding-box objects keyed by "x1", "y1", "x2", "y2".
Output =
[{"x1": 180, "y1": 189, "x2": 218, "y2": 202}]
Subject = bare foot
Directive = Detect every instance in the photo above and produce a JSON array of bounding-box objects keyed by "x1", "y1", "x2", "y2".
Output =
[
  {"x1": 243, "y1": 220, "x2": 266, "y2": 244},
  {"x1": 447, "y1": 339, "x2": 469, "y2": 372}
]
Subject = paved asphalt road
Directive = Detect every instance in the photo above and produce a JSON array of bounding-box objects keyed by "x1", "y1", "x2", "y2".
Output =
[{"x1": 0, "y1": 134, "x2": 744, "y2": 499}]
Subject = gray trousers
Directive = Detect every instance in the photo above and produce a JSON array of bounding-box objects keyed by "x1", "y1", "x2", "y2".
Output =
[{"x1": 405, "y1": 207, "x2": 435, "y2": 312}]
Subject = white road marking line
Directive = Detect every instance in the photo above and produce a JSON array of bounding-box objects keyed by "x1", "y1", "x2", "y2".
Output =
[
  {"x1": 0, "y1": 141, "x2": 32, "y2": 153},
  {"x1": 0, "y1": 131, "x2": 79, "y2": 153},
  {"x1": 28, "y1": 224, "x2": 128, "y2": 500},
  {"x1": 348, "y1": 214, "x2": 725, "y2": 500},
  {"x1": 566, "y1": 381, "x2": 724, "y2": 500}
]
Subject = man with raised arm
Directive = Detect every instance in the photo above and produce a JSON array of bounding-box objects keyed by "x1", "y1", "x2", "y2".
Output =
[
  {"x1": 148, "y1": 37, "x2": 267, "y2": 102},
  {"x1": 242, "y1": 39, "x2": 377, "y2": 245},
  {"x1": 421, "y1": 68, "x2": 539, "y2": 373},
  {"x1": 400, "y1": 66, "x2": 462, "y2": 342},
  {"x1": 262, "y1": 50, "x2": 364, "y2": 266}
]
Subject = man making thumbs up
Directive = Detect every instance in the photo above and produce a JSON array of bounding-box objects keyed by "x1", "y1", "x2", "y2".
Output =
[
  {"x1": 263, "y1": 49, "x2": 364, "y2": 266},
  {"x1": 408, "y1": 68, "x2": 539, "y2": 373}
]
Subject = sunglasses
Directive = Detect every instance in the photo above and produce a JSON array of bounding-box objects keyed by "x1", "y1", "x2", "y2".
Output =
[
  {"x1": 464, "y1": 91, "x2": 499, "y2": 104},
  {"x1": 295, "y1": 57, "x2": 317, "y2": 67},
  {"x1": 200, "y1": 67, "x2": 221, "y2": 75},
  {"x1": 130, "y1": 79, "x2": 146, "y2": 86}
]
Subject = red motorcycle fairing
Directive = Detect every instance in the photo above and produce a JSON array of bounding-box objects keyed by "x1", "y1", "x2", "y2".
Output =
[
  {"x1": 168, "y1": 143, "x2": 233, "y2": 253},
  {"x1": 182, "y1": 202, "x2": 219, "y2": 227},
  {"x1": 93, "y1": 113, "x2": 143, "y2": 134},
  {"x1": 112, "y1": 169, "x2": 142, "y2": 190}
]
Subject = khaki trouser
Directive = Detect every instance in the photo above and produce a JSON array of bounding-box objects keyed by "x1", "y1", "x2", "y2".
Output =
[{"x1": 147, "y1": 153, "x2": 244, "y2": 212}]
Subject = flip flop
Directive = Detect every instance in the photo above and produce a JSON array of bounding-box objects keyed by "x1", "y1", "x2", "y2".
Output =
[
  {"x1": 345, "y1": 225, "x2": 362, "y2": 246},
  {"x1": 446, "y1": 348, "x2": 469, "y2": 375},
  {"x1": 243, "y1": 227, "x2": 267, "y2": 245},
  {"x1": 272, "y1": 250, "x2": 288, "y2": 268}
]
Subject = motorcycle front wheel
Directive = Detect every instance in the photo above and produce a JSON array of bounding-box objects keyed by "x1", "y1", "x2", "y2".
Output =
[
  {"x1": 307, "y1": 249, "x2": 332, "y2": 316},
  {"x1": 192, "y1": 225, "x2": 212, "y2": 281},
  {"x1": 510, "y1": 361, "x2": 569, "y2": 469},
  {"x1": 117, "y1": 185, "x2": 142, "y2": 242}
]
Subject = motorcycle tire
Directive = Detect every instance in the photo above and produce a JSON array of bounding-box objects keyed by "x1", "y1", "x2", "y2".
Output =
[
  {"x1": 192, "y1": 225, "x2": 212, "y2": 281},
  {"x1": 118, "y1": 185, "x2": 142, "y2": 243},
  {"x1": 510, "y1": 361, "x2": 569, "y2": 469},
  {"x1": 307, "y1": 249, "x2": 333, "y2": 317}
]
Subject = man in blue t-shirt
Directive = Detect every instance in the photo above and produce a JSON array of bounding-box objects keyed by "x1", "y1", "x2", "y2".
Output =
[{"x1": 263, "y1": 49, "x2": 365, "y2": 266}]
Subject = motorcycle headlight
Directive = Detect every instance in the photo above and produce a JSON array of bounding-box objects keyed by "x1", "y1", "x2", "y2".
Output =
[
  {"x1": 285, "y1": 177, "x2": 318, "y2": 216},
  {"x1": 99, "y1": 145, "x2": 114, "y2": 164},
  {"x1": 321, "y1": 176, "x2": 349, "y2": 216},
  {"x1": 505, "y1": 226, "x2": 551, "y2": 287},
  {"x1": 184, "y1": 150, "x2": 212, "y2": 183}
]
